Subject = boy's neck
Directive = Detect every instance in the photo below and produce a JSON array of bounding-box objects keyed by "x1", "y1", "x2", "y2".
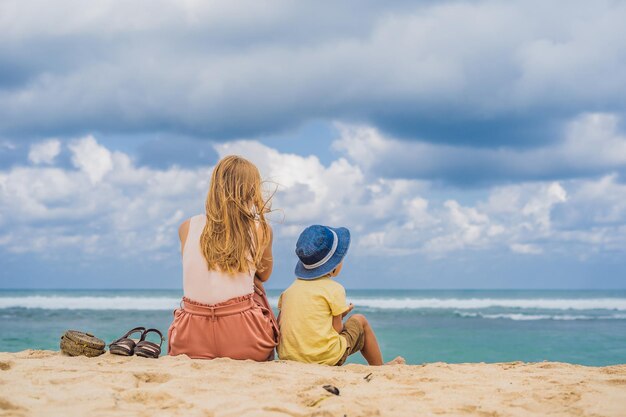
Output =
[{"x1": 297, "y1": 274, "x2": 334, "y2": 281}]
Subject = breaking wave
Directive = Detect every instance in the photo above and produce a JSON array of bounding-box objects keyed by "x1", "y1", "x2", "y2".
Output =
[
  {"x1": 1, "y1": 295, "x2": 626, "y2": 311},
  {"x1": 456, "y1": 312, "x2": 626, "y2": 321}
]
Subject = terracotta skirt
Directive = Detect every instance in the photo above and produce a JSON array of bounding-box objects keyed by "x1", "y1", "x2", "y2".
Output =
[{"x1": 167, "y1": 291, "x2": 278, "y2": 361}]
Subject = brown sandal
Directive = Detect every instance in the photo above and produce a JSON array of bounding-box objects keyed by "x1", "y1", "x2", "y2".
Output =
[
  {"x1": 134, "y1": 328, "x2": 164, "y2": 359},
  {"x1": 109, "y1": 327, "x2": 146, "y2": 356}
]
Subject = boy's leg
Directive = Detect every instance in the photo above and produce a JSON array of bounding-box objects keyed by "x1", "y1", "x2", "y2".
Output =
[{"x1": 350, "y1": 314, "x2": 383, "y2": 365}]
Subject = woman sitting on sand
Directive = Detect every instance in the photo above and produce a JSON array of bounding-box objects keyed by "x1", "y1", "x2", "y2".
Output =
[{"x1": 167, "y1": 155, "x2": 278, "y2": 360}]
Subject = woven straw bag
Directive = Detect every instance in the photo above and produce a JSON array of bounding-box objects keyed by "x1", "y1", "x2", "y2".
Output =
[{"x1": 60, "y1": 330, "x2": 105, "y2": 357}]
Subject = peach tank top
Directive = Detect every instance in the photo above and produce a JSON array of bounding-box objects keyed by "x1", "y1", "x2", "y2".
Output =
[{"x1": 183, "y1": 214, "x2": 255, "y2": 305}]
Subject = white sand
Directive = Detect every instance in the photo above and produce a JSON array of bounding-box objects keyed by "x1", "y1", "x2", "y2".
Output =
[{"x1": 0, "y1": 350, "x2": 625, "y2": 417}]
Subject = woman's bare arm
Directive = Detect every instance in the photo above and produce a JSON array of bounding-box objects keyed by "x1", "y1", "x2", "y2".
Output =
[
  {"x1": 178, "y1": 219, "x2": 190, "y2": 253},
  {"x1": 255, "y1": 225, "x2": 273, "y2": 282}
]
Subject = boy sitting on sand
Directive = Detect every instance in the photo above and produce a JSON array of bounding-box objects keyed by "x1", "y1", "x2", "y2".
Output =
[{"x1": 277, "y1": 225, "x2": 405, "y2": 366}]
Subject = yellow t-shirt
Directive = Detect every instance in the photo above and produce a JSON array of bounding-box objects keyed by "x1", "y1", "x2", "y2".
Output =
[{"x1": 277, "y1": 277, "x2": 349, "y2": 365}]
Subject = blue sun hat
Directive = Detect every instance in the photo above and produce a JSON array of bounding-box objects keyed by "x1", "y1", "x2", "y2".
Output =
[{"x1": 294, "y1": 225, "x2": 351, "y2": 280}]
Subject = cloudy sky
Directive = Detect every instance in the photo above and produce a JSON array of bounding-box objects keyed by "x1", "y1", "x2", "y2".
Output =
[{"x1": 1, "y1": 0, "x2": 626, "y2": 289}]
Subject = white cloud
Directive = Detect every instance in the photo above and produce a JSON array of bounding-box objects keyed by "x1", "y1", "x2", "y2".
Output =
[
  {"x1": 215, "y1": 140, "x2": 369, "y2": 226},
  {"x1": 0, "y1": 141, "x2": 16, "y2": 151},
  {"x1": 566, "y1": 174, "x2": 626, "y2": 224},
  {"x1": 215, "y1": 138, "x2": 624, "y2": 259},
  {"x1": 521, "y1": 182, "x2": 567, "y2": 231},
  {"x1": 28, "y1": 139, "x2": 61, "y2": 164},
  {"x1": 1, "y1": 134, "x2": 626, "y2": 262},
  {"x1": 562, "y1": 113, "x2": 626, "y2": 167},
  {"x1": 68, "y1": 135, "x2": 113, "y2": 184},
  {"x1": 0, "y1": 135, "x2": 211, "y2": 258},
  {"x1": 421, "y1": 200, "x2": 491, "y2": 255},
  {"x1": 510, "y1": 243, "x2": 543, "y2": 255}
]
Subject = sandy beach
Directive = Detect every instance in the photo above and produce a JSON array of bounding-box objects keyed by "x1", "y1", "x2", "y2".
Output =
[{"x1": 0, "y1": 351, "x2": 624, "y2": 417}]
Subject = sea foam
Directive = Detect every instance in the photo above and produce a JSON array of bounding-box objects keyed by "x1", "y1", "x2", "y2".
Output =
[
  {"x1": 0, "y1": 296, "x2": 181, "y2": 310},
  {"x1": 456, "y1": 312, "x2": 626, "y2": 321},
  {"x1": 346, "y1": 297, "x2": 626, "y2": 311},
  {"x1": 2, "y1": 295, "x2": 626, "y2": 311}
]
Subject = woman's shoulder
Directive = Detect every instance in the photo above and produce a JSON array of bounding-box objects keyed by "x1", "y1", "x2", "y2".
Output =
[
  {"x1": 178, "y1": 214, "x2": 204, "y2": 239},
  {"x1": 181, "y1": 214, "x2": 205, "y2": 226}
]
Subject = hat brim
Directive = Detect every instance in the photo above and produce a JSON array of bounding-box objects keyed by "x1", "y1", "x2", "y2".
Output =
[{"x1": 294, "y1": 227, "x2": 350, "y2": 280}]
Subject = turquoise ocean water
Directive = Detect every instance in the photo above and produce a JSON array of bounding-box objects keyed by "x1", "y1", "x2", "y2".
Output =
[{"x1": 1, "y1": 289, "x2": 625, "y2": 365}]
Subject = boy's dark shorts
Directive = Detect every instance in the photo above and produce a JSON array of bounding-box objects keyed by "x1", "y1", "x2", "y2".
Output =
[{"x1": 335, "y1": 316, "x2": 365, "y2": 366}]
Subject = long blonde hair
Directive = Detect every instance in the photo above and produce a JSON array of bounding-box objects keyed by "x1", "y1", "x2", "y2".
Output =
[{"x1": 200, "y1": 155, "x2": 271, "y2": 274}]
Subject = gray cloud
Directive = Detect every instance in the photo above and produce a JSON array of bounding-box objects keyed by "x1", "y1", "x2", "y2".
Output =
[
  {"x1": 334, "y1": 113, "x2": 626, "y2": 184},
  {"x1": 1, "y1": 0, "x2": 626, "y2": 149}
]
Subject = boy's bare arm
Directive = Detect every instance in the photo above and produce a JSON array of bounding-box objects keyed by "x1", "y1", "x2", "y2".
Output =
[
  {"x1": 332, "y1": 315, "x2": 343, "y2": 333},
  {"x1": 333, "y1": 303, "x2": 354, "y2": 333}
]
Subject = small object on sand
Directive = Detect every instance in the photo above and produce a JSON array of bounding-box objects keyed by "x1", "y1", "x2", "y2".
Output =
[
  {"x1": 322, "y1": 385, "x2": 340, "y2": 396},
  {"x1": 60, "y1": 330, "x2": 105, "y2": 357},
  {"x1": 364, "y1": 372, "x2": 373, "y2": 382}
]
